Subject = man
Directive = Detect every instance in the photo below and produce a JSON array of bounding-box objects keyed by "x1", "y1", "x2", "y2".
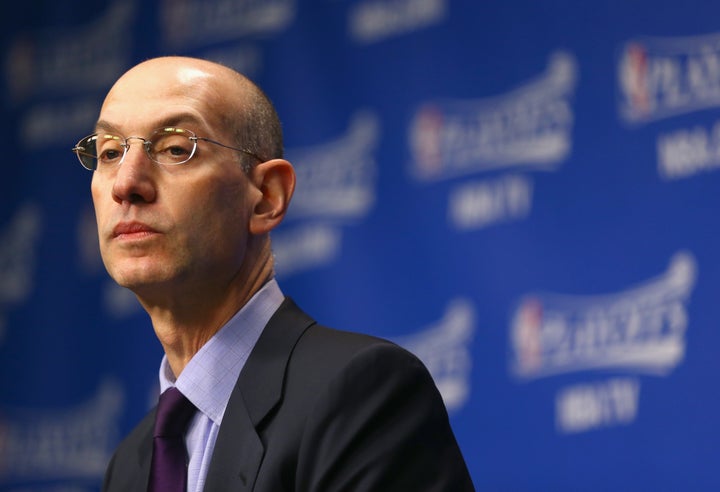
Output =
[{"x1": 76, "y1": 56, "x2": 474, "y2": 491}]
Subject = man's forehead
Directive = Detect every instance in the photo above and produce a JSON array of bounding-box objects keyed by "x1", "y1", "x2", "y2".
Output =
[
  {"x1": 99, "y1": 83, "x2": 219, "y2": 134},
  {"x1": 94, "y1": 111, "x2": 209, "y2": 134},
  {"x1": 104, "y1": 60, "x2": 217, "y2": 106},
  {"x1": 98, "y1": 58, "x2": 242, "y2": 135}
]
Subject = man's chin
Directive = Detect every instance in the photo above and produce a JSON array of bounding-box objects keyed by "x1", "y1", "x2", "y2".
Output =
[{"x1": 110, "y1": 269, "x2": 170, "y2": 292}]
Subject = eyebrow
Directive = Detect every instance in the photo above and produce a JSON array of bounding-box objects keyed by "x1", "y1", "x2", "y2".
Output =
[{"x1": 94, "y1": 113, "x2": 208, "y2": 135}]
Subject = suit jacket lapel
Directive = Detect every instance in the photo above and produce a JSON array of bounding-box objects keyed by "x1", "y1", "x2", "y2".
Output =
[
  {"x1": 105, "y1": 410, "x2": 153, "y2": 492},
  {"x1": 136, "y1": 417, "x2": 154, "y2": 489},
  {"x1": 203, "y1": 298, "x2": 315, "y2": 490}
]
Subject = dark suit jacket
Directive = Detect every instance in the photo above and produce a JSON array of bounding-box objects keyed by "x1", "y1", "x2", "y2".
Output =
[{"x1": 103, "y1": 299, "x2": 475, "y2": 491}]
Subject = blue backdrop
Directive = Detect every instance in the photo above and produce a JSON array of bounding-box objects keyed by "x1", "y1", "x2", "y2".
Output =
[{"x1": 3, "y1": 0, "x2": 720, "y2": 490}]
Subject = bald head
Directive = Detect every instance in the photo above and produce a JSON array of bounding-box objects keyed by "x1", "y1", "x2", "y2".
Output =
[{"x1": 105, "y1": 56, "x2": 283, "y2": 167}]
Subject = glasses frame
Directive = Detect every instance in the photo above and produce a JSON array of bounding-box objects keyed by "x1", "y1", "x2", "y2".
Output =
[{"x1": 71, "y1": 127, "x2": 264, "y2": 171}]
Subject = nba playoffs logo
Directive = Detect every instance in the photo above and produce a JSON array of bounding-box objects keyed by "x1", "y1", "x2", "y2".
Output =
[
  {"x1": 160, "y1": 0, "x2": 295, "y2": 48},
  {"x1": 511, "y1": 251, "x2": 697, "y2": 380},
  {"x1": 286, "y1": 111, "x2": 379, "y2": 220},
  {"x1": 0, "y1": 381, "x2": 123, "y2": 486},
  {"x1": 0, "y1": 203, "x2": 42, "y2": 344},
  {"x1": 410, "y1": 51, "x2": 577, "y2": 181},
  {"x1": 274, "y1": 112, "x2": 380, "y2": 276},
  {"x1": 349, "y1": 0, "x2": 447, "y2": 44},
  {"x1": 395, "y1": 299, "x2": 475, "y2": 412},
  {"x1": 618, "y1": 32, "x2": 720, "y2": 123}
]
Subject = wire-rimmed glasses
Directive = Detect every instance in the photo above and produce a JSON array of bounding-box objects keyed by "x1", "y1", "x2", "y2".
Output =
[{"x1": 72, "y1": 127, "x2": 263, "y2": 171}]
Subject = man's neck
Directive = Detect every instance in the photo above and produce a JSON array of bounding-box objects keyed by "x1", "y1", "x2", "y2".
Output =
[{"x1": 140, "y1": 249, "x2": 275, "y2": 378}]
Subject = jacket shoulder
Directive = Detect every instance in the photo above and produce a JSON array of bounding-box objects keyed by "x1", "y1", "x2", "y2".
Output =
[{"x1": 292, "y1": 323, "x2": 413, "y2": 374}]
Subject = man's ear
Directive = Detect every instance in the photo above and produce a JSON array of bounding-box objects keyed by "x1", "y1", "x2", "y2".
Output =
[{"x1": 249, "y1": 159, "x2": 296, "y2": 235}]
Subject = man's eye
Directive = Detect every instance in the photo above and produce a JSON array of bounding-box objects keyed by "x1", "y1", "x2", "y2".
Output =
[
  {"x1": 99, "y1": 148, "x2": 123, "y2": 162},
  {"x1": 154, "y1": 140, "x2": 193, "y2": 163},
  {"x1": 168, "y1": 146, "x2": 190, "y2": 156}
]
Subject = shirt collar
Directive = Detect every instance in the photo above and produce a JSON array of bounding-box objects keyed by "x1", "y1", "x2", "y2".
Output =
[{"x1": 158, "y1": 278, "x2": 284, "y2": 425}]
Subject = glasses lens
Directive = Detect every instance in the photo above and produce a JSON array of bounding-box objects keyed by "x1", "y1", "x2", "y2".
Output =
[
  {"x1": 73, "y1": 135, "x2": 98, "y2": 170},
  {"x1": 95, "y1": 134, "x2": 125, "y2": 167},
  {"x1": 74, "y1": 134, "x2": 125, "y2": 170},
  {"x1": 149, "y1": 128, "x2": 197, "y2": 165}
]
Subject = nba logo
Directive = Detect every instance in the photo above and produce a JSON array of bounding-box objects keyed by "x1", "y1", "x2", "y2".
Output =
[
  {"x1": 618, "y1": 42, "x2": 652, "y2": 120},
  {"x1": 511, "y1": 297, "x2": 544, "y2": 376},
  {"x1": 410, "y1": 104, "x2": 445, "y2": 179}
]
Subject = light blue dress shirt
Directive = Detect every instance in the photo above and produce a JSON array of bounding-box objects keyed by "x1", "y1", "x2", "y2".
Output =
[{"x1": 157, "y1": 278, "x2": 284, "y2": 492}]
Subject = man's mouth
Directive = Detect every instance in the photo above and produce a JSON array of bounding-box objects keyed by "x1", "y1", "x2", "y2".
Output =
[{"x1": 112, "y1": 221, "x2": 159, "y2": 240}]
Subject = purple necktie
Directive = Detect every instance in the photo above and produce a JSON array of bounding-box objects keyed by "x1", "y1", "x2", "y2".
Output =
[{"x1": 148, "y1": 387, "x2": 196, "y2": 492}]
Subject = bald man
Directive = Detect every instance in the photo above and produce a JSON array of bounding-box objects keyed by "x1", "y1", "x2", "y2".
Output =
[{"x1": 74, "y1": 56, "x2": 475, "y2": 491}]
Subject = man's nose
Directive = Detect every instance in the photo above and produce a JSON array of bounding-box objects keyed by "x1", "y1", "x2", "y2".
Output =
[{"x1": 111, "y1": 140, "x2": 157, "y2": 205}]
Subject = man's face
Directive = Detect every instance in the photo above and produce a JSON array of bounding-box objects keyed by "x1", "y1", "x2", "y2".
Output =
[{"x1": 90, "y1": 62, "x2": 258, "y2": 300}]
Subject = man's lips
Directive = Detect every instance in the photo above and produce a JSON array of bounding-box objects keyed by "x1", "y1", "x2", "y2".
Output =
[{"x1": 112, "y1": 221, "x2": 159, "y2": 239}]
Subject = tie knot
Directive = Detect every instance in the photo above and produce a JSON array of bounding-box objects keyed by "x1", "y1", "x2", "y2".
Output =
[{"x1": 153, "y1": 387, "x2": 196, "y2": 438}]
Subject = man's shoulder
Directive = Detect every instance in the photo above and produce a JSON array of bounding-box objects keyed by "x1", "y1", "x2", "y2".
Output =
[
  {"x1": 296, "y1": 317, "x2": 407, "y2": 355},
  {"x1": 286, "y1": 321, "x2": 428, "y2": 392},
  {"x1": 299, "y1": 322, "x2": 394, "y2": 351},
  {"x1": 270, "y1": 298, "x2": 411, "y2": 363}
]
